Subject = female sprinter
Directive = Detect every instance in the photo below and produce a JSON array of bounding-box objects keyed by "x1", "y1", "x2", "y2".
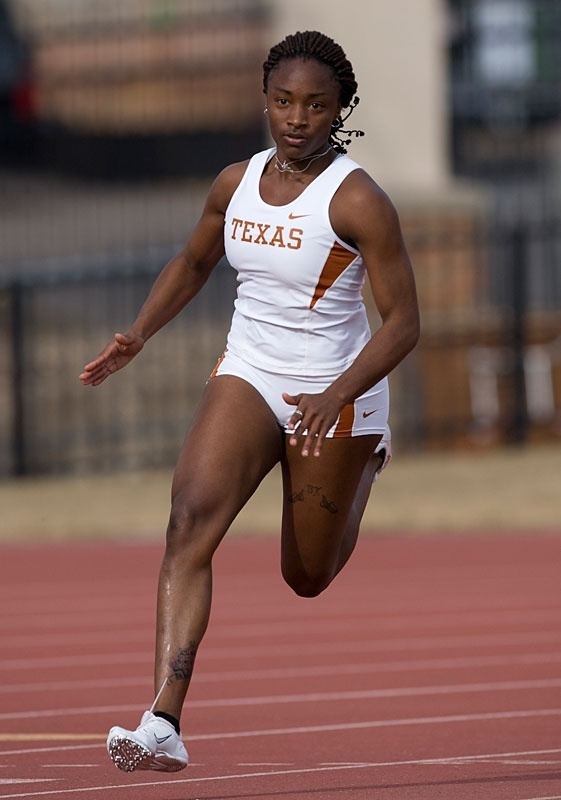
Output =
[{"x1": 80, "y1": 30, "x2": 419, "y2": 772}]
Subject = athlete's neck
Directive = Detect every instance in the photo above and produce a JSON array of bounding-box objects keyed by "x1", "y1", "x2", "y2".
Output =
[{"x1": 272, "y1": 144, "x2": 336, "y2": 180}]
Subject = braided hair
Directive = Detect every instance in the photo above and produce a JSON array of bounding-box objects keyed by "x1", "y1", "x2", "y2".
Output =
[{"x1": 262, "y1": 30, "x2": 364, "y2": 154}]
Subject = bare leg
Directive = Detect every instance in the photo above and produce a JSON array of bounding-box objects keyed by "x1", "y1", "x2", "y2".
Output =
[
  {"x1": 333, "y1": 447, "x2": 385, "y2": 577},
  {"x1": 153, "y1": 376, "x2": 282, "y2": 719},
  {"x1": 280, "y1": 434, "x2": 382, "y2": 597}
]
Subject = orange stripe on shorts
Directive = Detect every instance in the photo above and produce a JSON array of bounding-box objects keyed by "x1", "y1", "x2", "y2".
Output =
[
  {"x1": 209, "y1": 351, "x2": 226, "y2": 380},
  {"x1": 333, "y1": 402, "x2": 355, "y2": 438}
]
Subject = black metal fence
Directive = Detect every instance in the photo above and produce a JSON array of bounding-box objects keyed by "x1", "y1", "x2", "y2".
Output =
[
  {"x1": 2, "y1": 221, "x2": 560, "y2": 477},
  {"x1": 396, "y1": 217, "x2": 561, "y2": 450},
  {"x1": 1, "y1": 261, "x2": 238, "y2": 476}
]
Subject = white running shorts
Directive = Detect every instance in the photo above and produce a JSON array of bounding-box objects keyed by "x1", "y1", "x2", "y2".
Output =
[{"x1": 209, "y1": 349, "x2": 389, "y2": 440}]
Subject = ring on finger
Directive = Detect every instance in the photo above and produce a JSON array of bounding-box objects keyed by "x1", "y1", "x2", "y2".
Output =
[{"x1": 294, "y1": 408, "x2": 303, "y2": 418}]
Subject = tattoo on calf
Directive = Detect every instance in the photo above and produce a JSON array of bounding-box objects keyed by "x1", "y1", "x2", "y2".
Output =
[
  {"x1": 307, "y1": 484, "x2": 321, "y2": 496},
  {"x1": 288, "y1": 488, "x2": 305, "y2": 504},
  {"x1": 320, "y1": 494, "x2": 338, "y2": 514},
  {"x1": 167, "y1": 641, "x2": 197, "y2": 685}
]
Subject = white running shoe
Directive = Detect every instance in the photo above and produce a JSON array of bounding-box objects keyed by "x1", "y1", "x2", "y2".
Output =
[
  {"x1": 107, "y1": 710, "x2": 189, "y2": 773},
  {"x1": 373, "y1": 426, "x2": 392, "y2": 483}
]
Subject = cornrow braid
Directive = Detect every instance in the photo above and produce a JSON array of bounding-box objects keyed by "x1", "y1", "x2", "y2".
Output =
[{"x1": 262, "y1": 30, "x2": 364, "y2": 154}]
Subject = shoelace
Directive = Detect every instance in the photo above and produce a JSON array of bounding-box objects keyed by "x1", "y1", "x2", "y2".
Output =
[{"x1": 149, "y1": 677, "x2": 169, "y2": 714}]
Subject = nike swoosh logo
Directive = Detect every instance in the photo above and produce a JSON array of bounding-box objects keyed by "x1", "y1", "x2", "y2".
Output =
[
  {"x1": 154, "y1": 733, "x2": 172, "y2": 744},
  {"x1": 362, "y1": 409, "x2": 378, "y2": 418},
  {"x1": 288, "y1": 212, "x2": 310, "y2": 219}
]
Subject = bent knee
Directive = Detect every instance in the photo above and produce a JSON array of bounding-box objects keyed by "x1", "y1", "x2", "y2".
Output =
[
  {"x1": 165, "y1": 493, "x2": 217, "y2": 562},
  {"x1": 282, "y1": 568, "x2": 333, "y2": 598},
  {"x1": 167, "y1": 499, "x2": 199, "y2": 541}
]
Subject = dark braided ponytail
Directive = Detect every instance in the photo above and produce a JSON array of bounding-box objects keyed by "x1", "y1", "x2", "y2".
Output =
[{"x1": 263, "y1": 31, "x2": 364, "y2": 154}]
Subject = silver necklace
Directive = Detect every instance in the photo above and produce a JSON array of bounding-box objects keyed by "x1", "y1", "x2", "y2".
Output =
[{"x1": 274, "y1": 145, "x2": 332, "y2": 174}]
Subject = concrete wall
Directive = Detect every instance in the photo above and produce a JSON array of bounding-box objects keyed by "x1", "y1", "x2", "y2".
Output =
[{"x1": 269, "y1": 0, "x2": 450, "y2": 198}]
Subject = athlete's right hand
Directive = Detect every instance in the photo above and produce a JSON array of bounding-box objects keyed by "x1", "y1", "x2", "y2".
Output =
[{"x1": 79, "y1": 331, "x2": 145, "y2": 386}]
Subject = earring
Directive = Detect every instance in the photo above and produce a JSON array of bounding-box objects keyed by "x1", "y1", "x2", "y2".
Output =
[{"x1": 264, "y1": 107, "x2": 269, "y2": 114}]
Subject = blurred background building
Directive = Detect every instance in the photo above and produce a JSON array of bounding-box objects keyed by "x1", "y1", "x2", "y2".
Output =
[{"x1": 1, "y1": 0, "x2": 560, "y2": 476}]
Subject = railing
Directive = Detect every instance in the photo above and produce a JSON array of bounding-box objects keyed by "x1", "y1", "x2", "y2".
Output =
[
  {"x1": 2, "y1": 221, "x2": 560, "y2": 477},
  {"x1": 1, "y1": 261, "x2": 237, "y2": 476}
]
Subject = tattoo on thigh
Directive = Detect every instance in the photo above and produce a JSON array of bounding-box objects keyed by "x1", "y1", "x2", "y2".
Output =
[
  {"x1": 167, "y1": 641, "x2": 197, "y2": 685},
  {"x1": 307, "y1": 484, "x2": 321, "y2": 496},
  {"x1": 288, "y1": 488, "x2": 305, "y2": 504},
  {"x1": 320, "y1": 494, "x2": 338, "y2": 514}
]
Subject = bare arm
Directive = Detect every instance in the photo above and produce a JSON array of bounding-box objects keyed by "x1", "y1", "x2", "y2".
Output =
[
  {"x1": 127, "y1": 163, "x2": 244, "y2": 342},
  {"x1": 326, "y1": 170, "x2": 420, "y2": 404},
  {"x1": 285, "y1": 170, "x2": 420, "y2": 456},
  {"x1": 80, "y1": 161, "x2": 247, "y2": 386}
]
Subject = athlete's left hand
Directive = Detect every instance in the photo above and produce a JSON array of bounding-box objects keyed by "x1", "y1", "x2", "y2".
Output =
[{"x1": 283, "y1": 390, "x2": 342, "y2": 457}]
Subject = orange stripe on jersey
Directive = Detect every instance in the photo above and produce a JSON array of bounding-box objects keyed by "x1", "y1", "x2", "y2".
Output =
[
  {"x1": 309, "y1": 241, "x2": 357, "y2": 309},
  {"x1": 333, "y1": 402, "x2": 355, "y2": 437},
  {"x1": 209, "y1": 351, "x2": 226, "y2": 379}
]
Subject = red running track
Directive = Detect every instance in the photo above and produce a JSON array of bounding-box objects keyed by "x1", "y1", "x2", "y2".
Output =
[{"x1": 1, "y1": 532, "x2": 561, "y2": 800}]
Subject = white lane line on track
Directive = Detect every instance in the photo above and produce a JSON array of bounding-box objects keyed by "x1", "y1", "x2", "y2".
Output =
[
  {"x1": 1, "y1": 557, "x2": 557, "y2": 590},
  {"x1": 3, "y1": 631, "x2": 150, "y2": 649},
  {"x1": 188, "y1": 708, "x2": 561, "y2": 741},
  {"x1": 2, "y1": 581, "x2": 559, "y2": 628},
  {"x1": 4, "y1": 629, "x2": 561, "y2": 671},
  {"x1": 0, "y1": 597, "x2": 153, "y2": 618},
  {"x1": 3, "y1": 602, "x2": 561, "y2": 633},
  {"x1": 0, "y1": 780, "x2": 57, "y2": 786},
  {"x1": 2, "y1": 709, "x2": 561, "y2": 757},
  {"x1": 8, "y1": 608, "x2": 561, "y2": 649},
  {"x1": 489, "y1": 759, "x2": 561, "y2": 765},
  {"x1": 3, "y1": 650, "x2": 561, "y2": 695},
  {"x1": 0, "y1": 746, "x2": 560, "y2": 798},
  {"x1": 101, "y1": 606, "x2": 561, "y2": 638},
  {"x1": 4, "y1": 676, "x2": 561, "y2": 721},
  {"x1": 0, "y1": 562, "x2": 555, "y2": 597},
  {"x1": 237, "y1": 762, "x2": 294, "y2": 766}
]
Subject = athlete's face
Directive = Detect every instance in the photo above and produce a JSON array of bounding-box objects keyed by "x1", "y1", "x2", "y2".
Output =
[{"x1": 265, "y1": 58, "x2": 341, "y2": 161}]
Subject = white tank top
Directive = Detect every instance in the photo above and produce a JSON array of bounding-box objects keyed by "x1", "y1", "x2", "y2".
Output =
[{"x1": 223, "y1": 147, "x2": 371, "y2": 375}]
